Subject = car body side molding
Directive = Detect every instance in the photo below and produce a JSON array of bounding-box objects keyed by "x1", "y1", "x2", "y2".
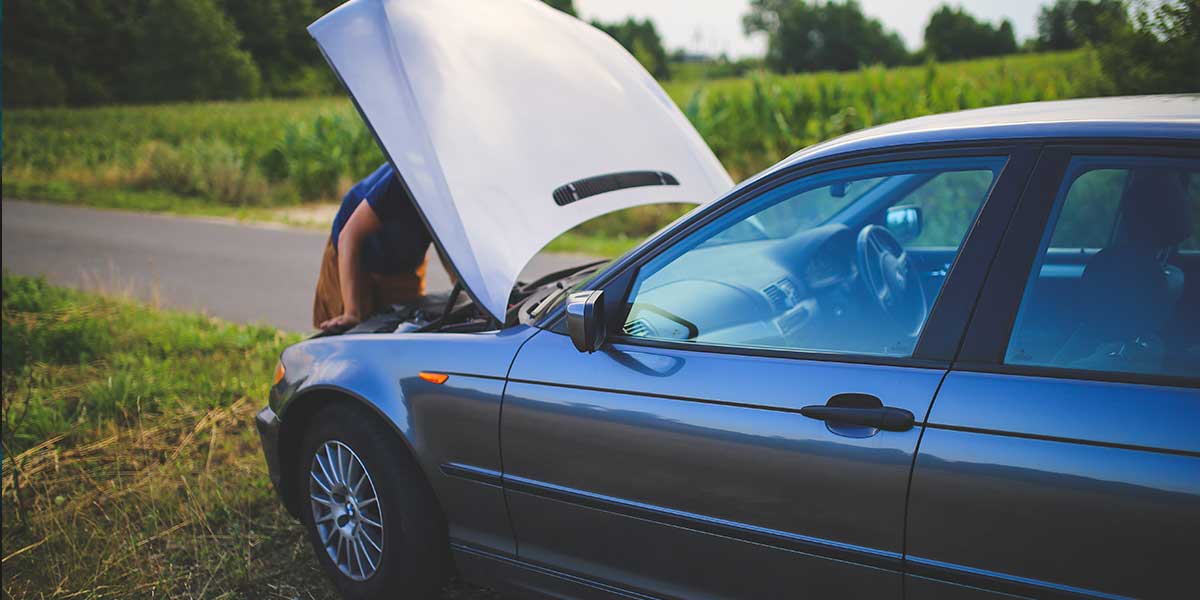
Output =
[
  {"x1": 442, "y1": 464, "x2": 903, "y2": 572},
  {"x1": 906, "y1": 555, "x2": 1132, "y2": 600}
]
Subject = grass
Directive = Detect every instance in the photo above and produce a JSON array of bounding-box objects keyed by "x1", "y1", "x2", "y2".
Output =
[
  {"x1": 2, "y1": 50, "x2": 1110, "y2": 256},
  {"x1": 0, "y1": 275, "x2": 504, "y2": 599},
  {"x1": 1, "y1": 179, "x2": 334, "y2": 230},
  {"x1": 0, "y1": 273, "x2": 329, "y2": 598}
]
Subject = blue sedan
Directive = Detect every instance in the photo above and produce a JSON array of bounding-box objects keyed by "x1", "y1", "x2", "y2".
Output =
[
  {"x1": 259, "y1": 92, "x2": 1200, "y2": 600},
  {"x1": 259, "y1": 3, "x2": 1198, "y2": 598}
]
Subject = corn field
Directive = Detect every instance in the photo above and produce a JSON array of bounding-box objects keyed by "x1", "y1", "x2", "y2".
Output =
[{"x1": 2, "y1": 51, "x2": 1107, "y2": 210}]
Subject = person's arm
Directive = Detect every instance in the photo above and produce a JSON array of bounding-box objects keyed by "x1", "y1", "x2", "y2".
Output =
[{"x1": 320, "y1": 200, "x2": 383, "y2": 330}]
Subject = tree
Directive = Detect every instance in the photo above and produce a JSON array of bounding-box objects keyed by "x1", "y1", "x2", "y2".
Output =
[
  {"x1": 1036, "y1": 0, "x2": 1127, "y2": 50},
  {"x1": 1072, "y1": 0, "x2": 1128, "y2": 44},
  {"x1": 124, "y1": 0, "x2": 261, "y2": 103},
  {"x1": 1038, "y1": 0, "x2": 1078, "y2": 50},
  {"x1": 591, "y1": 18, "x2": 672, "y2": 79},
  {"x1": 2, "y1": 0, "x2": 149, "y2": 106},
  {"x1": 540, "y1": 1, "x2": 670, "y2": 78},
  {"x1": 540, "y1": 0, "x2": 577, "y2": 17},
  {"x1": 1099, "y1": 0, "x2": 1199, "y2": 94},
  {"x1": 923, "y1": 5, "x2": 1018, "y2": 61},
  {"x1": 217, "y1": 0, "x2": 336, "y2": 96},
  {"x1": 743, "y1": 0, "x2": 908, "y2": 73}
]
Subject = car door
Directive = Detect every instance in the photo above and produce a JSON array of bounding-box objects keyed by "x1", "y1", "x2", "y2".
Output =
[
  {"x1": 499, "y1": 148, "x2": 1037, "y2": 598},
  {"x1": 906, "y1": 146, "x2": 1200, "y2": 599}
]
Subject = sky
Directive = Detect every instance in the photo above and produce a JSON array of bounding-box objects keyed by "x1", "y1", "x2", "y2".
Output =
[{"x1": 574, "y1": 0, "x2": 1050, "y2": 58}]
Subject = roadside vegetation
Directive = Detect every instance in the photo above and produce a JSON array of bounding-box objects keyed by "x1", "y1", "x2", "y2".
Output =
[
  {"x1": 4, "y1": 50, "x2": 1106, "y2": 253},
  {"x1": 0, "y1": 274, "x2": 331, "y2": 597},
  {"x1": 0, "y1": 275, "x2": 505, "y2": 598},
  {"x1": 2, "y1": 0, "x2": 1195, "y2": 255}
]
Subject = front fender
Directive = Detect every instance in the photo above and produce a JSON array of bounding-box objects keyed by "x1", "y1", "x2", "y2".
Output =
[{"x1": 269, "y1": 325, "x2": 541, "y2": 555}]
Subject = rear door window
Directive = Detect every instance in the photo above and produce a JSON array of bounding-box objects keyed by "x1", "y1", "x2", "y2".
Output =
[{"x1": 1005, "y1": 155, "x2": 1200, "y2": 377}]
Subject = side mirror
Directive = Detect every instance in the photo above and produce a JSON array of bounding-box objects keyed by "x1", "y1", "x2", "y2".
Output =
[
  {"x1": 885, "y1": 205, "x2": 923, "y2": 243},
  {"x1": 566, "y1": 290, "x2": 606, "y2": 353}
]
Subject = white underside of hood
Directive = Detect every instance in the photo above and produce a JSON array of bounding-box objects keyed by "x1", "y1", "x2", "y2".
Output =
[{"x1": 310, "y1": 0, "x2": 733, "y2": 321}]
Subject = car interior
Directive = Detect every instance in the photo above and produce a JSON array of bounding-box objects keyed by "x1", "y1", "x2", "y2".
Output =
[{"x1": 1007, "y1": 164, "x2": 1200, "y2": 377}]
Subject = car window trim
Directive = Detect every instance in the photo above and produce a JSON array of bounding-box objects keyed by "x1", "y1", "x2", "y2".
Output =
[
  {"x1": 544, "y1": 142, "x2": 1040, "y2": 367},
  {"x1": 955, "y1": 141, "x2": 1200, "y2": 388}
]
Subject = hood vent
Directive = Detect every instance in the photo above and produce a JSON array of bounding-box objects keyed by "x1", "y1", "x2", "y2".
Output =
[{"x1": 554, "y1": 171, "x2": 679, "y2": 206}]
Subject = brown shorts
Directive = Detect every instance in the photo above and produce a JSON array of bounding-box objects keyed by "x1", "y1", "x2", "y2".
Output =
[{"x1": 312, "y1": 239, "x2": 428, "y2": 328}]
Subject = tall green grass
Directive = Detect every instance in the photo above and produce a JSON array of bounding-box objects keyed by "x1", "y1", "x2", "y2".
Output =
[
  {"x1": 2, "y1": 51, "x2": 1108, "y2": 235},
  {"x1": 663, "y1": 51, "x2": 1109, "y2": 180},
  {"x1": 3, "y1": 97, "x2": 383, "y2": 207},
  {"x1": 0, "y1": 276, "x2": 502, "y2": 598},
  {"x1": 0, "y1": 274, "x2": 325, "y2": 597}
]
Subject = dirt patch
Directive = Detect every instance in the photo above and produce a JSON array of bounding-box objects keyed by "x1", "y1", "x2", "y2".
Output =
[{"x1": 275, "y1": 203, "x2": 340, "y2": 230}]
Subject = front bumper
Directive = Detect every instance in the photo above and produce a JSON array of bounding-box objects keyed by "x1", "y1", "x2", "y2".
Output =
[{"x1": 254, "y1": 406, "x2": 286, "y2": 505}]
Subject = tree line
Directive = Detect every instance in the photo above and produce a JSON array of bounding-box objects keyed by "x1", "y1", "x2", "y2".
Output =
[
  {"x1": 743, "y1": 0, "x2": 1196, "y2": 91},
  {"x1": 3, "y1": 0, "x2": 346, "y2": 107},
  {"x1": 2, "y1": 0, "x2": 1195, "y2": 108}
]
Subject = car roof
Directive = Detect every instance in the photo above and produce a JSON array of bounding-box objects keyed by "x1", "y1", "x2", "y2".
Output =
[{"x1": 751, "y1": 95, "x2": 1200, "y2": 185}]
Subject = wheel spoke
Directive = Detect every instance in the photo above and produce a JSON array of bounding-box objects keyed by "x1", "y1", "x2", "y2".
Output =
[
  {"x1": 325, "y1": 446, "x2": 340, "y2": 484},
  {"x1": 362, "y1": 529, "x2": 383, "y2": 553},
  {"x1": 310, "y1": 494, "x2": 334, "y2": 507},
  {"x1": 361, "y1": 515, "x2": 383, "y2": 529},
  {"x1": 356, "y1": 536, "x2": 377, "y2": 571},
  {"x1": 315, "y1": 453, "x2": 336, "y2": 488},
  {"x1": 350, "y1": 535, "x2": 365, "y2": 577},
  {"x1": 310, "y1": 471, "x2": 334, "y2": 495}
]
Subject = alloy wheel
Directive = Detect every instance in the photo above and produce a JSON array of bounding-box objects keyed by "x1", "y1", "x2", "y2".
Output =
[{"x1": 308, "y1": 440, "x2": 385, "y2": 581}]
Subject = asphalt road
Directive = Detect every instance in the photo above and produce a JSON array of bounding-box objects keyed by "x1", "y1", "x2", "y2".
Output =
[{"x1": 2, "y1": 200, "x2": 594, "y2": 331}]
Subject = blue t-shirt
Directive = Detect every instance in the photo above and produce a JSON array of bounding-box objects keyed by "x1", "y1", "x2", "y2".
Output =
[{"x1": 331, "y1": 163, "x2": 432, "y2": 275}]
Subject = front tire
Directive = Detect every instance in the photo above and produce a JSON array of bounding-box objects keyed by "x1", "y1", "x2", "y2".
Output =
[{"x1": 297, "y1": 402, "x2": 448, "y2": 599}]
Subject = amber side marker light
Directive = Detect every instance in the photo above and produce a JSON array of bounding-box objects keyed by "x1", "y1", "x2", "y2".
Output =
[
  {"x1": 419, "y1": 372, "x2": 450, "y2": 384},
  {"x1": 273, "y1": 362, "x2": 286, "y2": 386}
]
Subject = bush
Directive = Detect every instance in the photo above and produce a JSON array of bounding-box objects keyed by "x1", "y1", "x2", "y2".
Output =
[
  {"x1": 262, "y1": 112, "x2": 385, "y2": 201},
  {"x1": 139, "y1": 140, "x2": 271, "y2": 205}
]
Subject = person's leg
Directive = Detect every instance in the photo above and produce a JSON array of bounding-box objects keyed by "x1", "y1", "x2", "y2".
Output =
[{"x1": 312, "y1": 239, "x2": 344, "y2": 329}]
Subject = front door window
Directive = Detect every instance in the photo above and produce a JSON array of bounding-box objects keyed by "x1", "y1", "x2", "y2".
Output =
[{"x1": 622, "y1": 157, "x2": 1006, "y2": 357}]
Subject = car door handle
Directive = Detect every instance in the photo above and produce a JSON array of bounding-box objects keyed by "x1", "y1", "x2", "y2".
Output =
[{"x1": 799, "y1": 405, "x2": 915, "y2": 432}]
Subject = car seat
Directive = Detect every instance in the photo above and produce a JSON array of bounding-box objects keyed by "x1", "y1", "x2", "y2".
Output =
[{"x1": 1052, "y1": 168, "x2": 1191, "y2": 373}]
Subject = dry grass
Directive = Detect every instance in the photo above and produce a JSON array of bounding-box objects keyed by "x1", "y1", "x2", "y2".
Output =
[
  {"x1": 3, "y1": 397, "x2": 336, "y2": 599},
  {"x1": 1, "y1": 274, "x2": 335, "y2": 598},
  {"x1": 1, "y1": 275, "x2": 506, "y2": 599}
]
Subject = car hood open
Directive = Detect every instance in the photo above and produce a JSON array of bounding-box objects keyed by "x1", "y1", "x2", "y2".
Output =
[{"x1": 309, "y1": 0, "x2": 733, "y2": 322}]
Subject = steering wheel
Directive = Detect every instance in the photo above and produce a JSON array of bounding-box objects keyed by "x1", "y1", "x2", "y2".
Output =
[{"x1": 856, "y1": 225, "x2": 928, "y2": 337}]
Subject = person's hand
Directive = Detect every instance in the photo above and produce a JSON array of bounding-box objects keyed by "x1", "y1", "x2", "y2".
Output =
[{"x1": 319, "y1": 312, "x2": 361, "y2": 331}]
